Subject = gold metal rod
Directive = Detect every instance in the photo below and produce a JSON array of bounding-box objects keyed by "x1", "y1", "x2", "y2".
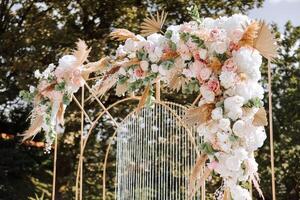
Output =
[{"x1": 52, "y1": 134, "x2": 58, "y2": 200}]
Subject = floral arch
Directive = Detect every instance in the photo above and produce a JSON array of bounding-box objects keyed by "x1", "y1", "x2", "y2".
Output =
[{"x1": 21, "y1": 9, "x2": 278, "y2": 200}]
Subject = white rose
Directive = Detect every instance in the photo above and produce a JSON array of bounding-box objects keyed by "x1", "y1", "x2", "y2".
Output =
[
  {"x1": 224, "y1": 96, "x2": 244, "y2": 120},
  {"x1": 211, "y1": 107, "x2": 223, "y2": 120},
  {"x1": 210, "y1": 41, "x2": 228, "y2": 54},
  {"x1": 254, "y1": 127, "x2": 267, "y2": 148},
  {"x1": 158, "y1": 65, "x2": 167, "y2": 76},
  {"x1": 34, "y1": 70, "x2": 42, "y2": 79},
  {"x1": 151, "y1": 64, "x2": 158, "y2": 73},
  {"x1": 148, "y1": 52, "x2": 159, "y2": 63},
  {"x1": 199, "y1": 49, "x2": 208, "y2": 60},
  {"x1": 230, "y1": 185, "x2": 251, "y2": 200},
  {"x1": 225, "y1": 155, "x2": 242, "y2": 171},
  {"x1": 167, "y1": 25, "x2": 180, "y2": 44},
  {"x1": 232, "y1": 120, "x2": 246, "y2": 137},
  {"x1": 147, "y1": 33, "x2": 165, "y2": 46},
  {"x1": 218, "y1": 118, "x2": 231, "y2": 130},
  {"x1": 140, "y1": 60, "x2": 149, "y2": 71},
  {"x1": 58, "y1": 55, "x2": 77, "y2": 69},
  {"x1": 217, "y1": 132, "x2": 231, "y2": 152},
  {"x1": 220, "y1": 71, "x2": 236, "y2": 89},
  {"x1": 224, "y1": 14, "x2": 250, "y2": 42}
]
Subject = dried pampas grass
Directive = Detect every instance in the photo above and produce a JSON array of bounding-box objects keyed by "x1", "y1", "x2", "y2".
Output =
[
  {"x1": 140, "y1": 10, "x2": 168, "y2": 36},
  {"x1": 184, "y1": 104, "x2": 214, "y2": 127},
  {"x1": 73, "y1": 39, "x2": 91, "y2": 66},
  {"x1": 239, "y1": 21, "x2": 260, "y2": 47}
]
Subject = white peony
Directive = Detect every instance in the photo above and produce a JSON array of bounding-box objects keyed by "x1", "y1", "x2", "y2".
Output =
[
  {"x1": 223, "y1": 14, "x2": 250, "y2": 42},
  {"x1": 201, "y1": 17, "x2": 216, "y2": 29},
  {"x1": 220, "y1": 71, "x2": 236, "y2": 89},
  {"x1": 147, "y1": 33, "x2": 166, "y2": 46},
  {"x1": 230, "y1": 185, "x2": 251, "y2": 200},
  {"x1": 58, "y1": 55, "x2": 77, "y2": 69},
  {"x1": 232, "y1": 120, "x2": 246, "y2": 137},
  {"x1": 123, "y1": 38, "x2": 137, "y2": 52},
  {"x1": 218, "y1": 118, "x2": 231, "y2": 131},
  {"x1": 233, "y1": 47, "x2": 262, "y2": 81},
  {"x1": 211, "y1": 107, "x2": 223, "y2": 120},
  {"x1": 235, "y1": 80, "x2": 264, "y2": 103}
]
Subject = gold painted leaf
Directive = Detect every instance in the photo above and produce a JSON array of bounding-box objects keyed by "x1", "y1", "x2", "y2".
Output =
[
  {"x1": 140, "y1": 10, "x2": 168, "y2": 36},
  {"x1": 253, "y1": 107, "x2": 268, "y2": 126},
  {"x1": 254, "y1": 21, "x2": 278, "y2": 61}
]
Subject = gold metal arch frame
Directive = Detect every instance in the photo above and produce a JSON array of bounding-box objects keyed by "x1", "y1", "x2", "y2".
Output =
[
  {"x1": 51, "y1": 58, "x2": 276, "y2": 200},
  {"x1": 69, "y1": 79, "x2": 205, "y2": 200}
]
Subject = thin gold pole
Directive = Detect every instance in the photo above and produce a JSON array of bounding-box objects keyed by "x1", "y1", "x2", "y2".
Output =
[
  {"x1": 155, "y1": 79, "x2": 161, "y2": 101},
  {"x1": 267, "y1": 59, "x2": 276, "y2": 200},
  {"x1": 52, "y1": 134, "x2": 58, "y2": 200},
  {"x1": 80, "y1": 86, "x2": 84, "y2": 200}
]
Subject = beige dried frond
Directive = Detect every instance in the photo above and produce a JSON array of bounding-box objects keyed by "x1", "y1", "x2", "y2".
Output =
[
  {"x1": 184, "y1": 104, "x2": 214, "y2": 127},
  {"x1": 22, "y1": 114, "x2": 44, "y2": 142},
  {"x1": 94, "y1": 76, "x2": 117, "y2": 97},
  {"x1": 239, "y1": 21, "x2": 260, "y2": 47},
  {"x1": 189, "y1": 167, "x2": 212, "y2": 199},
  {"x1": 73, "y1": 39, "x2": 91, "y2": 65},
  {"x1": 110, "y1": 29, "x2": 138, "y2": 41},
  {"x1": 254, "y1": 21, "x2": 278, "y2": 60},
  {"x1": 166, "y1": 66, "x2": 187, "y2": 92},
  {"x1": 140, "y1": 10, "x2": 168, "y2": 36},
  {"x1": 188, "y1": 154, "x2": 208, "y2": 197},
  {"x1": 160, "y1": 51, "x2": 179, "y2": 61},
  {"x1": 136, "y1": 85, "x2": 150, "y2": 112},
  {"x1": 253, "y1": 107, "x2": 268, "y2": 126}
]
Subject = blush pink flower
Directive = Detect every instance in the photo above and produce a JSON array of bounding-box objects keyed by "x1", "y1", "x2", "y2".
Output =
[
  {"x1": 228, "y1": 41, "x2": 240, "y2": 53},
  {"x1": 197, "y1": 67, "x2": 212, "y2": 83},
  {"x1": 207, "y1": 161, "x2": 219, "y2": 170},
  {"x1": 209, "y1": 28, "x2": 222, "y2": 41},
  {"x1": 206, "y1": 78, "x2": 220, "y2": 93},
  {"x1": 222, "y1": 58, "x2": 237, "y2": 72},
  {"x1": 70, "y1": 68, "x2": 85, "y2": 88},
  {"x1": 134, "y1": 67, "x2": 145, "y2": 78},
  {"x1": 190, "y1": 60, "x2": 206, "y2": 78}
]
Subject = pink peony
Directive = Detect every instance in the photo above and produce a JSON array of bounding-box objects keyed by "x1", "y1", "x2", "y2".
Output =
[
  {"x1": 206, "y1": 78, "x2": 220, "y2": 93},
  {"x1": 222, "y1": 58, "x2": 237, "y2": 72},
  {"x1": 134, "y1": 67, "x2": 144, "y2": 78}
]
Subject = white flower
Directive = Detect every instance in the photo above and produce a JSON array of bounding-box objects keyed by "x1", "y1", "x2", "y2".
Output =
[
  {"x1": 116, "y1": 45, "x2": 126, "y2": 57},
  {"x1": 220, "y1": 71, "x2": 236, "y2": 89},
  {"x1": 199, "y1": 49, "x2": 208, "y2": 60},
  {"x1": 210, "y1": 41, "x2": 228, "y2": 54},
  {"x1": 118, "y1": 67, "x2": 126, "y2": 76},
  {"x1": 58, "y1": 55, "x2": 77, "y2": 69},
  {"x1": 140, "y1": 60, "x2": 149, "y2": 71},
  {"x1": 218, "y1": 118, "x2": 231, "y2": 131},
  {"x1": 223, "y1": 14, "x2": 250, "y2": 42},
  {"x1": 253, "y1": 127, "x2": 267, "y2": 149},
  {"x1": 123, "y1": 38, "x2": 137, "y2": 52},
  {"x1": 29, "y1": 86, "x2": 35, "y2": 93},
  {"x1": 211, "y1": 107, "x2": 223, "y2": 120},
  {"x1": 200, "y1": 85, "x2": 215, "y2": 102},
  {"x1": 149, "y1": 52, "x2": 159, "y2": 63},
  {"x1": 147, "y1": 33, "x2": 166, "y2": 46},
  {"x1": 158, "y1": 65, "x2": 167, "y2": 76},
  {"x1": 235, "y1": 80, "x2": 264, "y2": 102},
  {"x1": 202, "y1": 17, "x2": 216, "y2": 29},
  {"x1": 151, "y1": 64, "x2": 159, "y2": 73},
  {"x1": 230, "y1": 185, "x2": 251, "y2": 200},
  {"x1": 232, "y1": 120, "x2": 246, "y2": 137},
  {"x1": 233, "y1": 47, "x2": 262, "y2": 81},
  {"x1": 167, "y1": 25, "x2": 180, "y2": 44},
  {"x1": 224, "y1": 96, "x2": 244, "y2": 120},
  {"x1": 216, "y1": 132, "x2": 231, "y2": 152},
  {"x1": 225, "y1": 155, "x2": 242, "y2": 171},
  {"x1": 34, "y1": 70, "x2": 42, "y2": 79}
]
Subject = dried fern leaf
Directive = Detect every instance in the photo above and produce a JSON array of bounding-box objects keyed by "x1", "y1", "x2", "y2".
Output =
[
  {"x1": 22, "y1": 114, "x2": 44, "y2": 141},
  {"x1": 188, "y1": 154, "x2": 208, "y2": 197},
  {"x1": 239, "y1": 21, "x2": 260, "y2": 47},
  {"x1": 140, "y1": 10, "x2": 168, "y2": 36},
  {"x1": 110, "y1": 29, "x2": 138, "y2": 41},
  {"x1": 94, "y1": 76, "x2": 117, "y2": 97},
  {"x1": 136, "y1": 84, "x2": 150, "y2": 112},
  {"x1": 184, "y1": 104, "x2": 214, "y2": 127},
  {"x1": 254, "y1": 21, "x2": 278, "y2": 60},
  {"x1": 253, "y1": 107, "x2": 268, "y2": 126},
  {"x1": 73, "y1": 39, "x2": 91, "y2": 66},
  {"x1": 82, "y1": 57, "x2": 110, "y2": 79},
  {"x1": 166, "y1": 66, "x2": 186, "y2": 92}
]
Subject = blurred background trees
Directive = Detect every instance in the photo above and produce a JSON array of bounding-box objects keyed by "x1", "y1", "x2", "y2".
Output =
[{"x1": 0, "y1": 0, "x2": 299, "y2": 199}]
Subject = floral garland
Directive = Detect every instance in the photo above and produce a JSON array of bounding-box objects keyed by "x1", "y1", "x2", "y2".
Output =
[{"x1": 22, "y1": 10, "x2": 277, "y2": 200}]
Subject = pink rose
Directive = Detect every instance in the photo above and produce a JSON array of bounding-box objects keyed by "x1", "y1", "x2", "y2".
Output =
[
  {"x1": 232, "y1": 29, "x2": 243, "y2": 42},
  {"x1": 190, "y1": 60, "x2": 206, "y2": 78},
  {"x1": 197, "y1": 67, "x2": 212, "y2": 83},
  {"x1": 207, "y1": 161, "x2": 219, "y2": 170},
  {"x1": 209, "y1": 28, "x2": 222, "y2": 41},
  {"x1": 206, "y1": 78, "x2": 220, "y2": 93},
  {"x1": 70, "y1": 68, "x2": 84, "y2": 87},
  {"x1": 222, "y1": 58, "x2": 237, "y2": 72},
  {"x1": 228, "y1": 41, "x2": 239, "y2": 53},
  {"x1": 134, "y1": 67, "x2": 144, "y2": 78},
  {"x1": 186, "y1": 40, "x2": 197, "y2": 52}
]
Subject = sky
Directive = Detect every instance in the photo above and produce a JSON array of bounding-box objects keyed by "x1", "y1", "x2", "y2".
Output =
[{"x1": 249, "y1": 0, "x2": 300, "y2": 31}]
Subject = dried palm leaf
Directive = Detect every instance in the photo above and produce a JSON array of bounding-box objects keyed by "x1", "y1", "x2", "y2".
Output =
[
  {"x1": 254, "y1": 21, "x2": 278, "y2": 61},
  {"x1": 184, "y1": 104, "x2": 214, "y2": 127},
  {"x1": 22, "y1": 114, "x2": 44, "y2": 141},
  {"x1": 160, "y1": 51, "x2": 179, "y2": 61},
  {"x1": 253, "y1": 107, "x2": 268, "y2": 126},
  {"x1": 140, "y1": 10, "x2": 168, "y2": 36},
  {"x1": 239, "y1": 21, "x2": 260, "y2": 47},
  {"x1": 188, "y1": 154, "x2": 208, "y2": 197},
  {"x1": 73, "y1": 39, "x2": 91, "y2": 66},
  {"x1": 110, "y1": 28, "x2": 138, "y2": 41},
  {"x1": 136, "y1": 84, "x2": 150, "y2": 112}
]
